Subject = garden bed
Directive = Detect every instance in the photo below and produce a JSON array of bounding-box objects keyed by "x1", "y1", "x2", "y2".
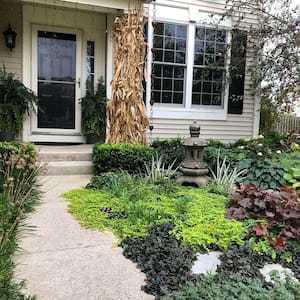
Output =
[{"x1": 65, "y1": 133, "x2": 300, "y2": 299}]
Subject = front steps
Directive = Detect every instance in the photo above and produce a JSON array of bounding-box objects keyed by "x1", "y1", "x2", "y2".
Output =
[{"x1": 38, "y1": 144, "x2": 93, "y2": 175}]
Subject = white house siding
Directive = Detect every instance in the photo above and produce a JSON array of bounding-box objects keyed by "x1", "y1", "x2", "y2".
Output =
[
  {"x1": 0, "y1": 1, "x2": 23, "y2": 79},
  {"x1": 145, "y1": 0, "x2": 260, "y2": 142}
]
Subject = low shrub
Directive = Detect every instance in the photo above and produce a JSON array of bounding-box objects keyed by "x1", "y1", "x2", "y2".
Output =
[
  {"x1": 227, "y1": 184, "x2": 300, "y2": 251},
  {"x1": 262, "y1": 131, "x2": 300, "y2": 152},
  {"x1": 0, "y1": 142, "x2": 41, "y2": 299},
  {"x1": 0, "y1": 141, "x2": 37, "y2": 160},
  {"x1": 121, "y1": 223, "x2": 196, "y2": 297},
  {"x1": 151, "y1": 138, "x2": 184, "y2": 168},
  {"x1": 92, "y1": 143, "x2": 155, "y2": 175},
  {"x1": 86, "y1": 172, "x2": 140, "y2": 197}
]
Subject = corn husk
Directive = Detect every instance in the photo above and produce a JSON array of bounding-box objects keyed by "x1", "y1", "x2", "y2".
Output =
[{"x1": 106, "y1": 9, "x2": 149, "y2": 146}]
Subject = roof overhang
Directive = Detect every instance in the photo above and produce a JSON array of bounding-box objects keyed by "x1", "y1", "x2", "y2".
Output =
[{"x1": 19, "y1": 0, "x2": 150, "y2": 13}]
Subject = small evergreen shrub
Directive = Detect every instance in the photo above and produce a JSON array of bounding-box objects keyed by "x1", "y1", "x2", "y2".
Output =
[
  {"x1": 151, "y1": 138, "x2": 184, "y2": 167},
  {"x1": 0, "y1": 141, "x2": 37, "y2": 159},
  {"x1": 92, "y1": 143, "x2": 155, "y2": 175}
]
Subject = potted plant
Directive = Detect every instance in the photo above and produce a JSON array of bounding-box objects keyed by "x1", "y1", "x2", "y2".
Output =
[
  {"x1": 0, "y1": 66, "x2": 38, "y2": 141},
  {"x1": 81, "y1": 78, "x2": 107, "y2": 144}
]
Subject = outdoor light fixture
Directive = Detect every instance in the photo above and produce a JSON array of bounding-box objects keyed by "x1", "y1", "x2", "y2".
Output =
[{"x1": 3, "y1": 24, "x2": 17, "y2": 51}]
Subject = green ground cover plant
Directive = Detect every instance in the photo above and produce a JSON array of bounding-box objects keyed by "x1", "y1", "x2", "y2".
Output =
[
  {"x1": 0, "y1": 142, "x2": 41, "y2": 300},
  {"x1": 162, "y1": 272, "x2": 300, "y2": 300},
  {"x1": 64, "y1": 176, "x2": 246, "y2": 249},
  {"x1": 121, "y1": 223, "x2": 196, "y2": 297}
]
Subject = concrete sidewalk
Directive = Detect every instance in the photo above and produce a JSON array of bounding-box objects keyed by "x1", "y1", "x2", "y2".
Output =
[{"x1": 15, "y1": 175, "x2": 153, "y2": 300}]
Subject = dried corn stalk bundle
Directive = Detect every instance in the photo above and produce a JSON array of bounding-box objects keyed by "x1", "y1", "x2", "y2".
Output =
[{"x1": 106, "y1": 9, "x2": 149, "y2": 146}]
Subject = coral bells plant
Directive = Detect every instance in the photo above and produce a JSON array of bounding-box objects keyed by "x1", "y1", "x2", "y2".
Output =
[{"x1": 227, "y1": 183, "x2": 300, "y2": 250}]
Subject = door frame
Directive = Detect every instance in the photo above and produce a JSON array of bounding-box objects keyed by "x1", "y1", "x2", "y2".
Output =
[{"x1": 30, "y1": 24, "x2": 84, "y2": 143}]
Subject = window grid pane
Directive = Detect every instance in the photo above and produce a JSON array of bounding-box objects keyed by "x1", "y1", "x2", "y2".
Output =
[
  {"x1": 153, "y1": 65, "x2": 185, "y2": 104},
  {"x1": 86, "y1": 41, "x2": 95, "y2": 88},
  {"x1": 192, "y1": 68, "x2": 224, "y2": 106},
  {"x1": 152, "y1": 22, "x2": 187, "y2": 104},
  {"x1": 193, "y1": 26, "x2": 226, "y2": 106}
]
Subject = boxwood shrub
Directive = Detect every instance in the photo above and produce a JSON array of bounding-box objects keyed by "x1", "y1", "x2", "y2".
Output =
[
  {"x1": 151, "y1": 138, "x2": 184, "y2": 167},
  {"x1": 92, "y1": 143, "x2": 156, "y2": 175}
]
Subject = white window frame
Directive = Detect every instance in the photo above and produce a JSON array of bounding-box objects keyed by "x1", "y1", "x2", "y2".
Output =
[{"x1": 146, "y1": 4, "x2": 232, "y2": 121}]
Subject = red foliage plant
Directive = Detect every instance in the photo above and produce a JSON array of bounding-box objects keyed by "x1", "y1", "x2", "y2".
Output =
[{"x1": 227, "y1": 183, "x2": 300, "y2": 250}]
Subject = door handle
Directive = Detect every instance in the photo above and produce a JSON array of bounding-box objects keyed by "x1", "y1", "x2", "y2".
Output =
[{"x1": 75, "y1": 78, "x2": 81, "y2": 88}]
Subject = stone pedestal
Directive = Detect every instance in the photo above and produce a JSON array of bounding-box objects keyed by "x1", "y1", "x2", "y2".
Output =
[{"x1": 177, "y1": 121, "x2": 210, "y2": 187}]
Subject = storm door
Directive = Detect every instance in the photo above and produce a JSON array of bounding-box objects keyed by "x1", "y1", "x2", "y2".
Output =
[
  {"x1": 31, "y1": 27, "x2": 82, "y2": 142},
  {"x1": 38, "y1": 31, "x2": 77, "y2": 129}
]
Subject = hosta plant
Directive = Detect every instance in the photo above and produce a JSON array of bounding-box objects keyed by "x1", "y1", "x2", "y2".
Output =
[
  {"x1": 236, "y1": 157, "x2": 287, "y2": 189},
  {"x1": 284, "y1": 168, "x2": 300, "y2": 192}
]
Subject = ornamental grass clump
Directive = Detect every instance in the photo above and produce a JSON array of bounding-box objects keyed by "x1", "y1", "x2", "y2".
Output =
[
  {"x1": 144, "y1": 154, "x2": 178, "y2": 184},
  {"x1": 209, "y1": 151, "x2": 246, "y2": 194},
  {"x1": 0, "y1": 142, "x2": 42, "y2": 299}
]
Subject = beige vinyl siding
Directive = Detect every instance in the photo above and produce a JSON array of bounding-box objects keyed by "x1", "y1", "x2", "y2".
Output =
[
  {"x1": 147, "y1": 0, "x2": 259, "y2": 142},
  {"x1": 0, "y1": 1, "x2": 23, "y2": 79},
  {"x1": 147, "y1": 0, "x2": 259, "y2": 27}
]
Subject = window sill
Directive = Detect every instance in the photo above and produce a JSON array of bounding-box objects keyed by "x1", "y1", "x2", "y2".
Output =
[{"x1": 151, "y1": 105, "x2": 227, "y2": 120}]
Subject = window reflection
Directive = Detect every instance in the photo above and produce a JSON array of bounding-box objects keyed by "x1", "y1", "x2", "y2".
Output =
[{"x1": 38, "y1": 31, "x2": 76, "y2": 82}]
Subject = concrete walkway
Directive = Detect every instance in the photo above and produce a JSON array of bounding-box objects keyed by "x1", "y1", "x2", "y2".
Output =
[{"x1": 15, "y1": 175, "x2": 153, "y2": 300}]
